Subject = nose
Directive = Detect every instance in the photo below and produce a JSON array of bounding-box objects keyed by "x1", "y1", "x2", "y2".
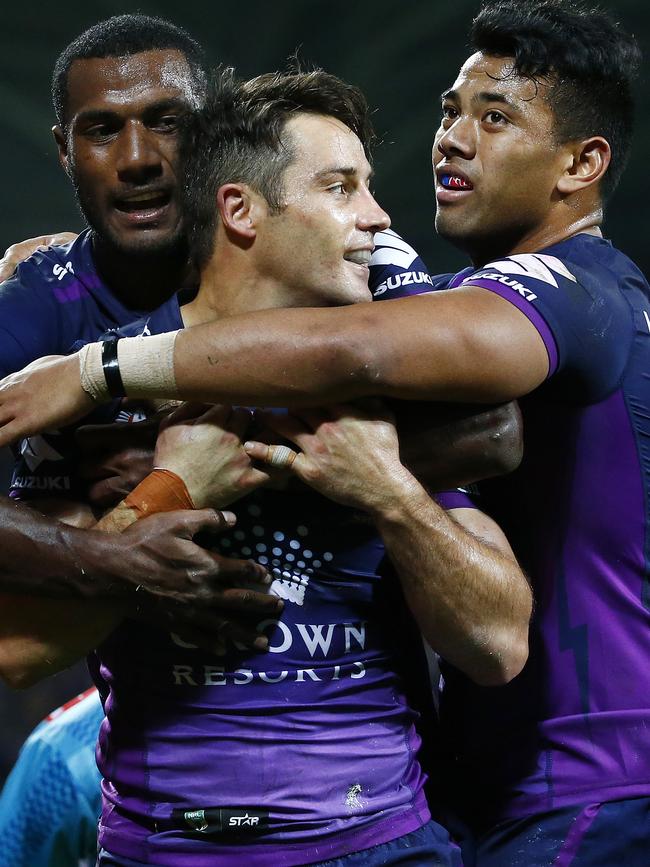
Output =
[
  {"x1": 358, "y1": 188, "x2": 391, "y2": 234},
  {"x1": 434, "y1": 115, "x2": 477, "y2": 162},
  {"x1": 115, "y1": 120, "x2": 162, "y2": 183}
]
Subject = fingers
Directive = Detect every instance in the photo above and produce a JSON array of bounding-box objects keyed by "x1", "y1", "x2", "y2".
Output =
[
  {"x1": 243, "y1": 441, "x2": 302, "y2": 472},
  {"x1": 253, "y1": 409, "x2": 312, "y2": 450},
  {"x1": 158, "y1": 507, "x2": 238, "y2": 539}
]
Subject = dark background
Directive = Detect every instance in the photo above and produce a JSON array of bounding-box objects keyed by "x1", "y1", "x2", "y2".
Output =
[{"x1": 0, "y1": 0, "x2": 648, "y2": 783}]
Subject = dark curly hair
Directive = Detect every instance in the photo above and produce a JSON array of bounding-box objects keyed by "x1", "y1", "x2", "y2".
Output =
[{"x1": 470, "y1": 0, "x2": 641, "y2": 197}]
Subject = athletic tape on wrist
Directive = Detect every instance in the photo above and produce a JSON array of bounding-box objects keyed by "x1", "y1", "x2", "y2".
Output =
[
  {"x1": 117, "y1": 331, "x2": 180, "y2": 398},
  {"x1": 79, "y1": 342, "x2": 109, "y2": 402},
  {"x1": 124, "y1": 468, "x2": 195, "y2": 518}
]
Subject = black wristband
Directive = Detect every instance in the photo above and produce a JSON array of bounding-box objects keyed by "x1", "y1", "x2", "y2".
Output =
[{"x1": 101, "y1": 337, "x2": 126, "y2": 398}]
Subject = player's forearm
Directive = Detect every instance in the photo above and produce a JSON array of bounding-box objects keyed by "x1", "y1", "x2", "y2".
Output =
[
  {"x1": 0, "y1": 594, "x2": 126, "y2": 689},
  {"x1": 168, "y1": 290, "x2": 544, "y2": 406},
  {"x1": 0, "y1": 501, "x2": 139, "y2": 688},
  {"x1": 0, "y1": 496, "x2": 133, "y2": 599},
  {"x1": 371, "y1": 485, "x2": 531, "y2": 686}
]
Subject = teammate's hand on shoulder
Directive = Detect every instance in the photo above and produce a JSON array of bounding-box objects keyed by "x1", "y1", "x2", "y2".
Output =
[{"x1": 0, "y1": 232, "x2": 78, "y2": 281}]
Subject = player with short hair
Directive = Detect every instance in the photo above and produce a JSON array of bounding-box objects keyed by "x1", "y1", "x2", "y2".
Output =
[
  {"x1": 12, "y1": 2, "x2": 647, "y2": 863},
  {"x1": 3, "y1": 66, "x2": 531, "y2": 866},
  {"x1": 0, "y1": 14, "x2": 283, "y2": 652}
]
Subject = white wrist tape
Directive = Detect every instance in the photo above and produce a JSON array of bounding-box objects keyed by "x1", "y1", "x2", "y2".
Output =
[
  {"x1": 117, "y1": 331, "x2": 180, "y2": 398},
  {"x1": 79, "y1": 342, "x2": 107, "y2": 402},
  {"x1": 78, "y1": 331, "x2": 180, "y2": 402}
]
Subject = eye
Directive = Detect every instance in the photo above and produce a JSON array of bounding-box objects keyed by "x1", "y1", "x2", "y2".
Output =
[
  {"x1": 151, "y1": 114, "x2": 181, "y2": 133},
  {"x1": 328, "y1": 182, "x2": 348, "y2": 195},
  {"x1": 484, "y1": 109, "x2": 507, "y2": 125},
  {"x1": 441, "y1": 104, "x2": 459, "y2": 122},
  {"x1": 83, "y1": 123, "x2": 118, "y2": 142}
]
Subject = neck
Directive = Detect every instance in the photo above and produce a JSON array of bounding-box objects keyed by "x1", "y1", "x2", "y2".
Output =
[
  {"x1": 92, "y1": 234, "x2": 193, "y2": 312},
  {"x1": 470, "y1": 203, "x2": 603, "y2": 268},
  {"x1": 181, "y1": 247, "x2": 287, "y2": 328}
]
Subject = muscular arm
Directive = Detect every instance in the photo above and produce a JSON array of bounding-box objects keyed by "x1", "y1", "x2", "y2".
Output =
[
  {"x1": 374, "y1": 493, "x2": 529, "y2": 686},
  {"x1": 0, "y1": 405, "x2": 275, "y2": 688},
  {"x1": 0, "y1": 494, "x2": 147, "y2": 598},
  {"x1": 0, "y1": 500, "x2": 129, "y2": 688},
  {"x1": 168, "y1": 287, "x2": 548, "y2": 404},
  {"x1": 0, "y1": 286, "x2": 546, "y2": 447},
  {"x1": 392, "y1": 399, "x2": 523, "y2": 488}
]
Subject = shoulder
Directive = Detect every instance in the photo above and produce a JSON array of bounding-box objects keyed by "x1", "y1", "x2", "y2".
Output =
[
  {"x1": 370, "y1": 229, "x2": 436, "y2": 299},
  {"x1": 459, "y1": 237, "x2": 639, "y2": 400},
  {"x1": 26, "y1": 688, "x2": 103, "y2": 755},
  {"x1": 3, "y1": 232, "x2": 86, "y2": 299}
]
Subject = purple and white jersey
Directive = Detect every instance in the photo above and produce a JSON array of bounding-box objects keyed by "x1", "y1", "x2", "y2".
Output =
[
  {"x1": 94, "y1": 477, "x2": 431, "y2": 866},
  {"x1": 437, "y1": 234, "x2": 650, "y2": 826},
  {"x1": 5, "y1": 231, "x2": 439, "y2": 865},
  {"x1": 6, "y1": 228, "x2": 435, "y2": 502},
  {"x1": 0, "y1": 229, "x2": 151, "y2": 500}
]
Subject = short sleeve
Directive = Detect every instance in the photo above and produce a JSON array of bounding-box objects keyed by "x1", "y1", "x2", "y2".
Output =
[
  {"x1": 0, "y1": 275, "x2": 62, "y2": 378},
  {"x1": 369, "y1": 229, "x2": 438, "y2": 300},
  {"x1": 459, "y1": 252, "x2": 633, "y2": 402}
]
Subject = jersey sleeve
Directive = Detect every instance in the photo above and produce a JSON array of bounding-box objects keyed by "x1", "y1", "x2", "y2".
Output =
[
  {"x1": 369, "y1": 229, "x2": 440, "y2": 300},
  {"x1": 435, "y1": 489, "x2": 478, "y2": 510},
  {"x1": 0, "y1": 269, "x2": 63, "y2": 379},
  {"x1": 459, "y1": 251, "x2": 633, "y2": 402}
]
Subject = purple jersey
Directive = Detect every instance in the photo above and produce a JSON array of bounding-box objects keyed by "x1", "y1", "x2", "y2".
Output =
[
  {"x1": 7, "y1": 228, "x2": 434, "y2": 501},
  {"x1": 6, "y1": 231, "x2": 441, "y2": 865},
  {"x1": 438, "y1": 234, "x2": 650, "y2": 828},
  {"x1": 0, "y1": 230, "x2": 151, "y2": 499}
]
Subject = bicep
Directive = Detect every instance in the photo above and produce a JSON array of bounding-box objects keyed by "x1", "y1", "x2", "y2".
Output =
[{"x1": 365, "y1": 287, "x2": 550, "y2": 403}]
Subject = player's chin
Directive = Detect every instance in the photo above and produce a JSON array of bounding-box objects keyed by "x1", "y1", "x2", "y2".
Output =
[
  {"x1": 109, "y1": 224, "x2": 184, "y2": 257},
  {"x1": 339, "y1": 267, "x2": 373, "y2": 304}
]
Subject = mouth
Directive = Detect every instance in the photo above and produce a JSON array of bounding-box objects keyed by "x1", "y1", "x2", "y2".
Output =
[
  {"x1": 113, "y1": 189, "x2": 174, "y2": 224},
  {"x1": 343, "y1": 249, "x2": 372, "y2": 267},
  {"x1": 436, "y1": 169, "x2": 474, "y2": 203},
  {"x1": 439, "y1": 174, "x2": 473, "y2": 190}
]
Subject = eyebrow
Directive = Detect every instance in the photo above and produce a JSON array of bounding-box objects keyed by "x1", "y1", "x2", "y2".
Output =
[
  {"x1": 314, "y1": 166, "x2": 375, "y2": 182},
  {"x1": 441, "y1": 88, "x2": 522, "y2": 114},
  {"x1": 74, "y1": 97, "x2": 190, "y2": 126}
]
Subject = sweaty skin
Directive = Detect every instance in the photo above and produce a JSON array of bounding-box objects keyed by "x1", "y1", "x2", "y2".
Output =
[{"x1": 0, "y1": 51, "x2": 607, "y2": 431}]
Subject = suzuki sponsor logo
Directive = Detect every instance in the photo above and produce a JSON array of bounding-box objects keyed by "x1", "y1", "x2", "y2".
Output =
[
  {"x1": 463, "y1": 253, "x2": 577, "y2": 301},
  {"x1": 373, "y1": 270, "x2": 434, "y2": 296},
  {"x1": 12, "y1": 475, "x2": 70, "y2": 491},
  {"x1": 467, "y1": 271, "x2": 538, "y2": 301}
]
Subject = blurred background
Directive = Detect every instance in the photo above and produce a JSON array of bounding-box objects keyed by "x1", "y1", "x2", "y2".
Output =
[{"x1": 0, "y1": 0, "x2": 647, "y2": 784}]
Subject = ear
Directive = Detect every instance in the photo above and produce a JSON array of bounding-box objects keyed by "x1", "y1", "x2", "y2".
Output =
[
  {"x1": 52, "y1": 125, "x2": 71, "y2": 176},
  {"x1": 556, "y1": 136, "x2": 611, "y2": 196},
  {"x1": 216, "y1": 183, "x2": 264, "y2": 241}
]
